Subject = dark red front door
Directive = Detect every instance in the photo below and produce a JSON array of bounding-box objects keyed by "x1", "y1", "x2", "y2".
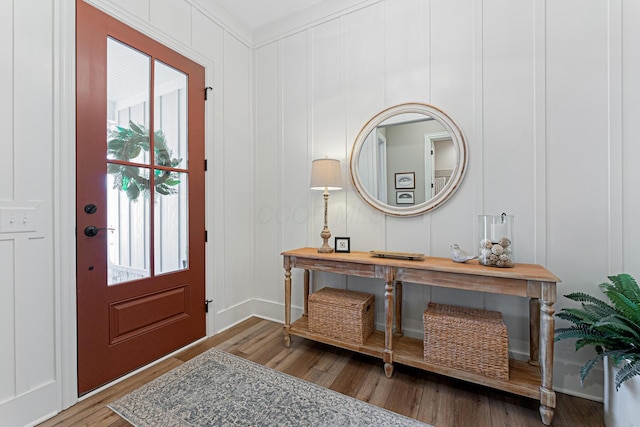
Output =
[{"x1": 76, "y1": 0, "x2": 206, "y2": 394}]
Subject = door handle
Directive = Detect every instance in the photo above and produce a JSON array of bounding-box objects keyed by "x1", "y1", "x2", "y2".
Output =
[{"x1": 84, "y1": 225, "x2": 115, "y2": 237}]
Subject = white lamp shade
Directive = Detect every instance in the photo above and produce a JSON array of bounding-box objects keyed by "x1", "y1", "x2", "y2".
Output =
[{"x1": 310, "y1": 158, "x2": 342, "y2": 190}]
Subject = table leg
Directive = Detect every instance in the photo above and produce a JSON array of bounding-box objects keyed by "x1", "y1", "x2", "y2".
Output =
[
  {"x1": 303, "y1": 269, "x2": 310, "y2": 316},
  {"x1": 384, "y1": 274, "x2": 394, "y2": 378},
  {"x1": 283, "y1": 263, "x2": 292, "y2": 348},
  {"x1": 529, "y1": 298, "x2": 540, "y2": 365},
  {"x1": 394, "y1": 281, "x2": 404, "y2": 338},
  {"x1": 539, "y1": 282, "x2": 556, "y2": 425}
]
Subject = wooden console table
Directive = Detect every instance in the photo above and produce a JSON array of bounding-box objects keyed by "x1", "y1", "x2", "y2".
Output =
[{"x1": 282, "y1": 247, "x2": 560, "y2": 425}]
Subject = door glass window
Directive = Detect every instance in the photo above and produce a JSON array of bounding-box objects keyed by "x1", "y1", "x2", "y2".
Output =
[
  {"x1": 106, "y1": 168, "x2": 151, "y2": 284},
  {"x1": 153, "y1": 61, "x2": 189, "y2": 275},
  {"x1": 154, "y1": 61, "x2": 188, "y2": 166},
  {"x1": 154, "y1": 171, "x2": 188, "y2": 274},
  {"x1": 106, "y1": 39, "x2": 190, "y2": 285}
]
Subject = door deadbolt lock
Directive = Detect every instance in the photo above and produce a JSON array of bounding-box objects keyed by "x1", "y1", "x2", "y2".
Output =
[
  {"x1": 84, "y1": 204, "x2": 98, "y2": 214},
  {"x1": 84, "y1": 225, "x2": 115, "y2": 237}
]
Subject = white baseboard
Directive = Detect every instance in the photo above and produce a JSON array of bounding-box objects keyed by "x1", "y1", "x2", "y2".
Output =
[
  {"x1": 213, "y1": 299, "x2": 255, "y2": 334},
  {"x1": 0, "y1": 381, "x2": 58, "y2": 427},
  {"x1": 552, "y1": 357, "x2": 604, "y2": 402}
]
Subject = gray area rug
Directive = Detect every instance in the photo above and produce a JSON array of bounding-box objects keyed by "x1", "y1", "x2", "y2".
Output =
[{"x1": 108, "y1": 347, "x2": 431, "y2": 426}]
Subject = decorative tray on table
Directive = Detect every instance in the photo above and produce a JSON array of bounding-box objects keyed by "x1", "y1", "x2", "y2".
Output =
[{"x1": 369, "y1": 250, "x2": 425, "y2": 260}]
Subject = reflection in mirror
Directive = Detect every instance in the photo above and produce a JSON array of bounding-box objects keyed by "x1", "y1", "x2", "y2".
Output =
[
  {"x1": 360, "y1": 114, "x2": 455, "y2": 205},
  {"x1": 350, "y1": 103, "x2": 467, "y2": 217}
]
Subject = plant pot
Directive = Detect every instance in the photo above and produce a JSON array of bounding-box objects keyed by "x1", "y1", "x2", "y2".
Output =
[{"x1": 605, "y1": 356, "x2": 640, "y2": 427}]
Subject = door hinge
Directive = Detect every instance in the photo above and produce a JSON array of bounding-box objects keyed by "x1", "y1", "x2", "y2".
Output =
[
  {"x1": 204, "y1": 159, "x2": 208, "y2": 171},
  {"x1": 205, "y1": 299, "x2": 213, "y2": 313},
  {"x1": 205, "y1": 230, "x2": 208, "y2": 242},
  {"x1": 204, "y1": 86, "x2": 213, "y2": 101}
]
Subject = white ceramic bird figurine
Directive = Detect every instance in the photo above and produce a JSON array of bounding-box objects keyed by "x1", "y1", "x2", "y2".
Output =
[{"x1": 450, "y1": 244, "x2": 478, "y2": 263}]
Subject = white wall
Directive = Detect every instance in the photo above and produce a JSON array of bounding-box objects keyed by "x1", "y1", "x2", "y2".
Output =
[{"x1": 252, "y1": 0, "x2": 640, "y2": 404}]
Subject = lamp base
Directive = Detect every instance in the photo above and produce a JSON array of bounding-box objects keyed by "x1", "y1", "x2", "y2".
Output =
[
  {"x1": 317, "y1": 190, "x2": 333, "y2": 253},
  {"x1": 318, "y1": 225, "x2": 333, "y2": 253},
  {"x1": 317, "y1": 244, "x2": 334, "y2": 254}
]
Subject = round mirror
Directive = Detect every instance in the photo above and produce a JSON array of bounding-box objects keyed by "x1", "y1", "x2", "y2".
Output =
[{"x1": 350, "y1": 103, "x2": 468, "y2": 216}]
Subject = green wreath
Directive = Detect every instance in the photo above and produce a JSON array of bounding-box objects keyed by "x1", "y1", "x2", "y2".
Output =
[{"x1": 107, "y1": 121, "x2": 182, "y2": 200}]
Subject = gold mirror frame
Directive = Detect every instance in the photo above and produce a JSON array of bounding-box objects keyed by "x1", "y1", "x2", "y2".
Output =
[{"x1": 349, "y1": 102, "x2": 468, "y2": 217}]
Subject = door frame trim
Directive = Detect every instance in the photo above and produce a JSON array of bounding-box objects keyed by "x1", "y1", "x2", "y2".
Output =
[
  {"x1": 58, "y1": 0, "x2": 215, "y2": 410},
  {"x1": 56, "y1": 0, "x2": 78, "y2": 411}
]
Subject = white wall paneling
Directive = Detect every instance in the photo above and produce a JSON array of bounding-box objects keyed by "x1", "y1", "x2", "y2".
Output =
[
  {"x1": 254, "y1": 0, "x2": 381, "y2": 48},
  {"x1": 277, "y1": 31, "x2": 312, "y2": 314},
  {"x1": 383, "y1": 0, "x2": 429, "y2": 104},
  {"x1": 480, "y1": 0, "x2": 536, "y2": 359},
  {"x1": 546, "y1": 0, "x2": 610, "y2": 398},
  {"x1": 104, "y1": 0, "x2": 149, "y2": 22},
  {"x1": 254, "y1": 40, "x2": 282, "y2": 315},
  {"x1": 222, "y1": 32, "x2": 254, "y2": 310},
  {"x1": 0, "y1": 0, "x2": 59, "y2": 424},
  {"x1": 280, "y1": 32, "x2": 310, "y2": 256},
  {"x1": 0, "y1": 1, "x2": 13, "y2": 202},
  {"x1": 533, "y1": 0, "x2": 548, "y2": 266},
  {"x1": 607, "y1": 0, "x2": 623, "y2": 277},
  {"x1": 150, "y1": 0, "x2": 192, "y2": 45},
  {"x1": 0, "y1": 239, "x2": 16, "y2": 403},
  {"x1": 622, "y1": 0, "x2": 640, "y2": 280}
]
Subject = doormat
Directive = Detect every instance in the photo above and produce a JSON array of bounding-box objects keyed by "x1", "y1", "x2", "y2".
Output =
[{"x1": 108, "y1": 347, "x2": 431, "y2": 426}]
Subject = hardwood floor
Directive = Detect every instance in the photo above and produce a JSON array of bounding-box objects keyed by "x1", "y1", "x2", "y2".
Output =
[{"x1": 38, "y1": 317, "x2": 604, "y2": 427}]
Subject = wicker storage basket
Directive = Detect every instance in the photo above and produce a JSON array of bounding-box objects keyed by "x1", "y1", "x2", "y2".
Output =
[
  {"x1": 308, "y1": 287, "x2": 375, "y2": 345},
  {"x1": 423, "y1": 302, "x2": 509, "y2": 380}
]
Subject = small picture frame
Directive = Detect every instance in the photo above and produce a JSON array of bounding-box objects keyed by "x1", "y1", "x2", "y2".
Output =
[
  {"x1": 395, "y1": 172, "x2": 415, "y2": 189},
  {"x1": 396, "y1": 191, "x2": 415, "y2": 204},
  {"x1": 334, "y1": 237, "x2": 351, "y2": 253}
]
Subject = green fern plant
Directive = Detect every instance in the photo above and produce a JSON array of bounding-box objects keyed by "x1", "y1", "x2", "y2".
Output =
[{"x1": 555, "y1": 273, "x2": 640, "y2": 390}]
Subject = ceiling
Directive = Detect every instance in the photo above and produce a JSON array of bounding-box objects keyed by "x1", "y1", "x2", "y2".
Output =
[{"x1": 213, "y1": 0, "x2": 326, "y2": 30}]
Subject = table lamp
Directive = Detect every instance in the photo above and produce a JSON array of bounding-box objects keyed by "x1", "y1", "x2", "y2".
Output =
[{"x1": 310, "y1": 158, "x2": 342, "y2": 253}]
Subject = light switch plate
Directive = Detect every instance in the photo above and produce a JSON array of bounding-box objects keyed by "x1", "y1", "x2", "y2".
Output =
[{"x1": 0, "y1": 207, "x2": 37, "y2": 233}]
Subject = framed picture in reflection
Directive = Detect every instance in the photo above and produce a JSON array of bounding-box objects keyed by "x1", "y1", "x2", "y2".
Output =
[
  {"x1": 396, "y1": 191, "x2": 414, "y2": 204},
  {"x1": 395, "y1": 172, "x2": 415, "y2": 189}
]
